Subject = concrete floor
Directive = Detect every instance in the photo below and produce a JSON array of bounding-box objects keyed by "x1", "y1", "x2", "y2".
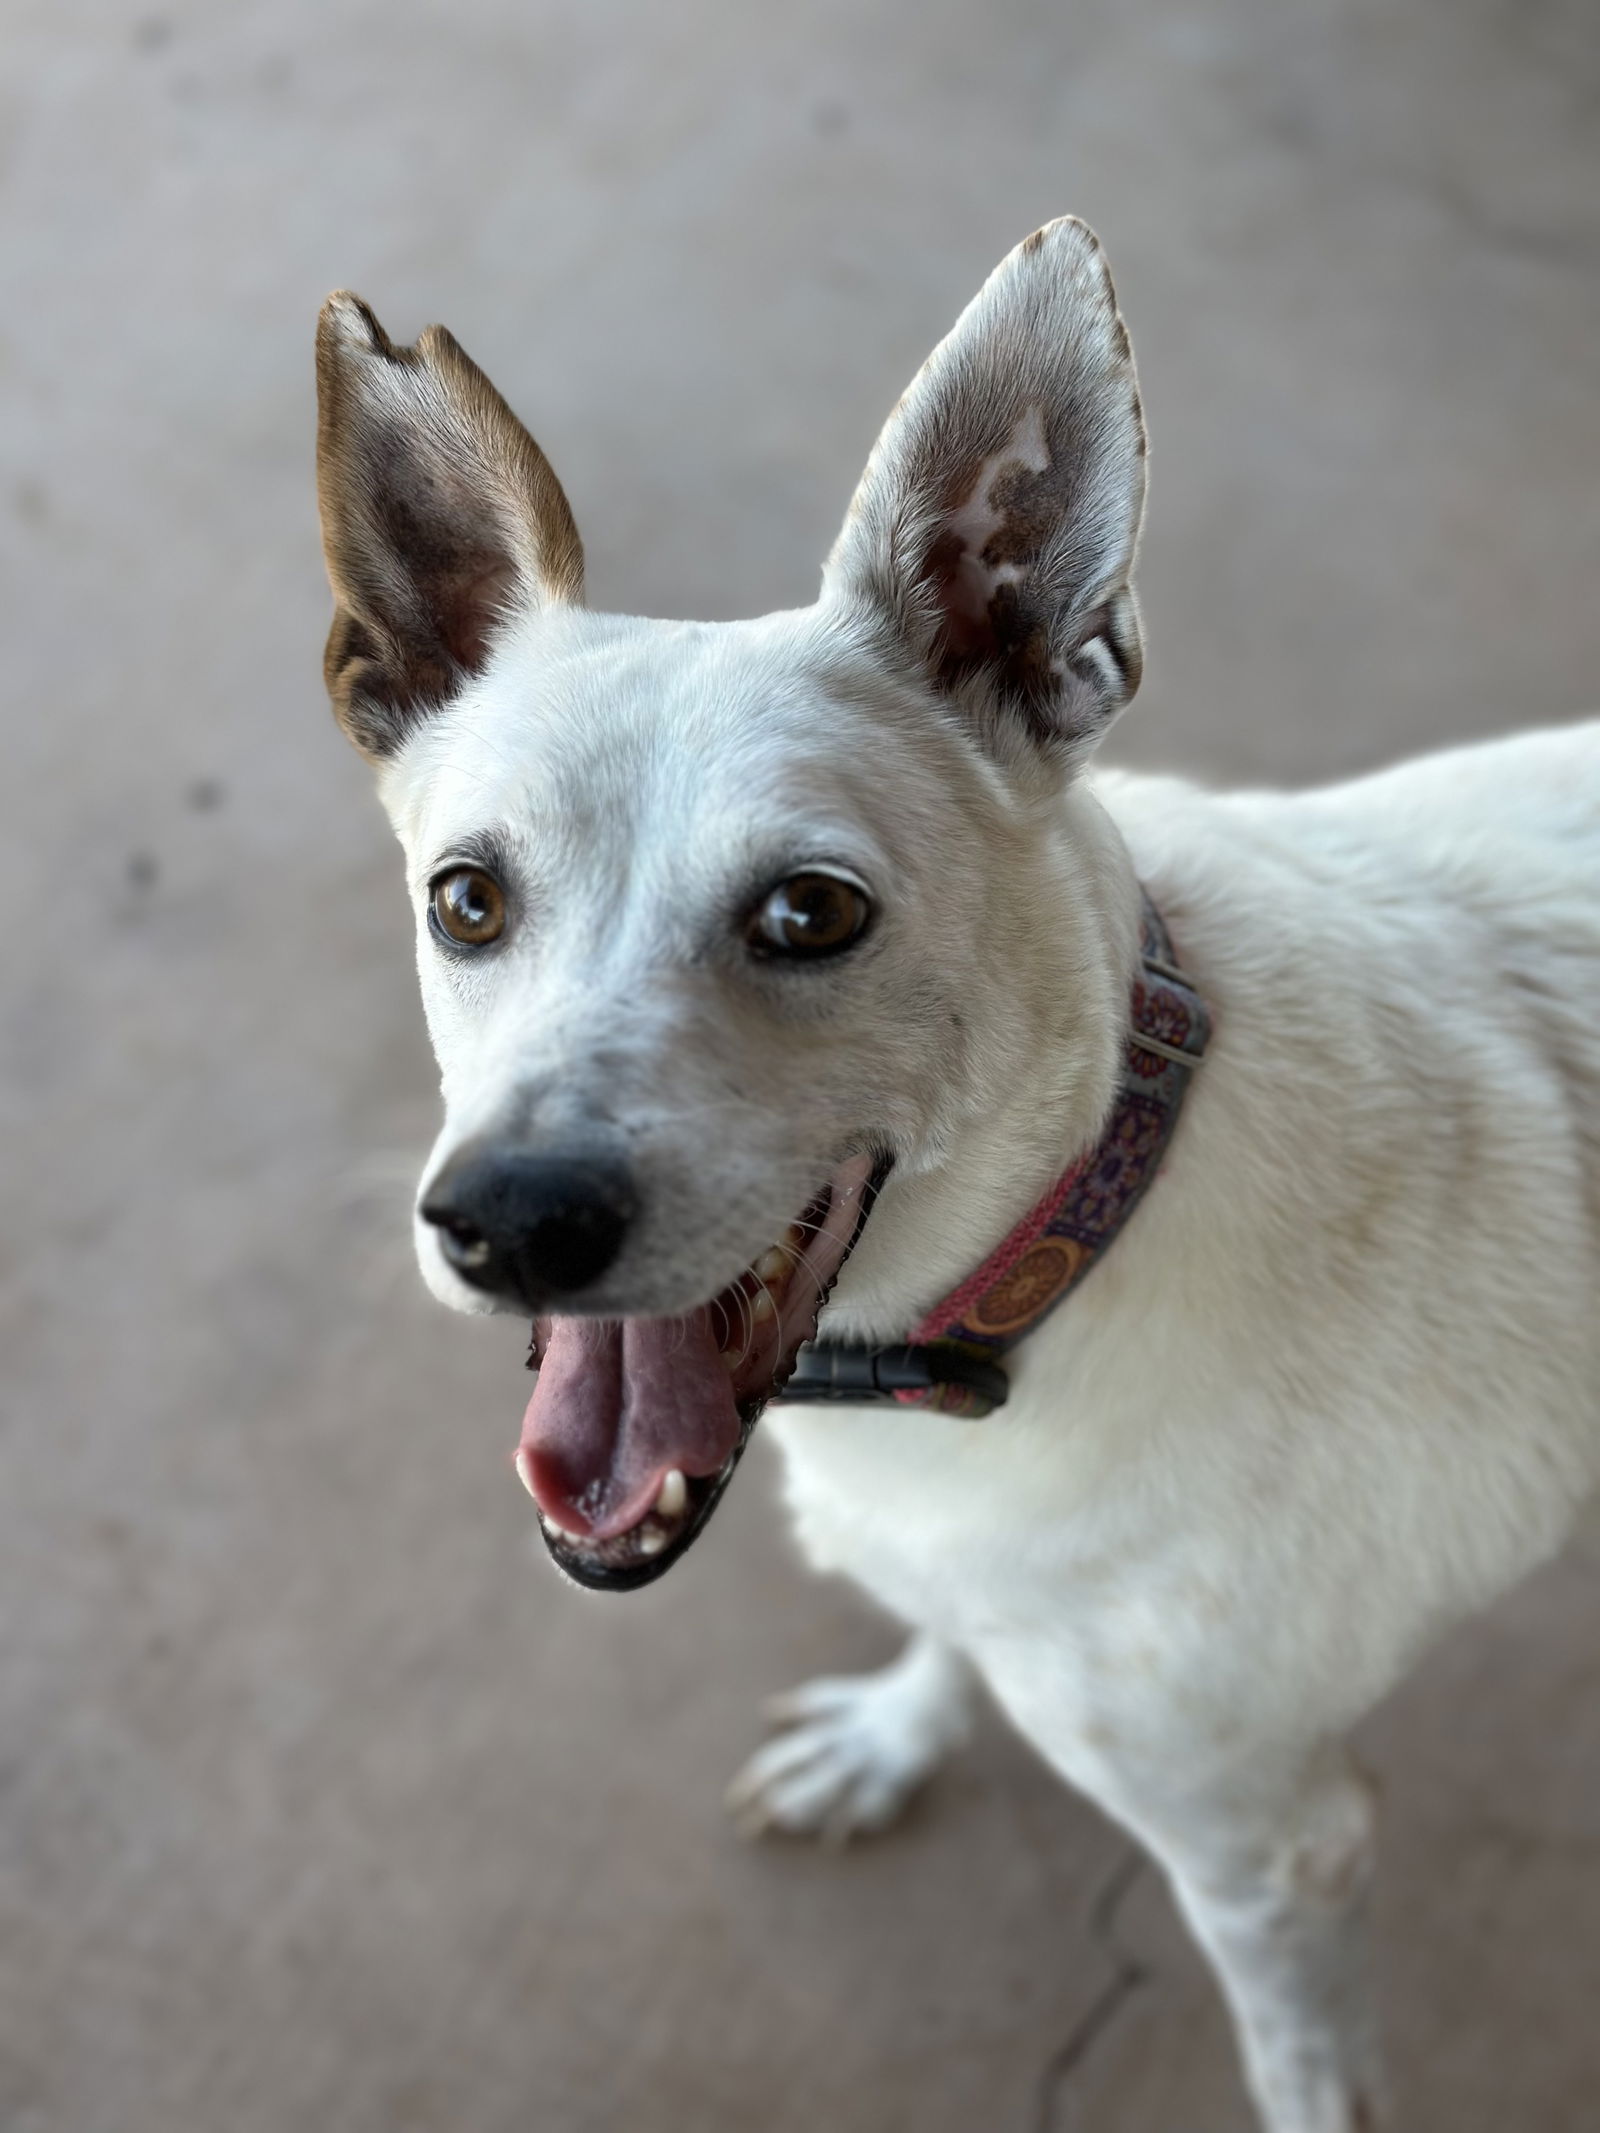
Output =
[{"x1": 3, "y1": 1, "x2": 1599, "y2": 2127}]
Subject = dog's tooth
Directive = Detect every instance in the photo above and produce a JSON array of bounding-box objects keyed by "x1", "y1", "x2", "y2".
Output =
[
  {"x1": 751, "y1": 1288, "x2": 777, "y2": 1327},
  {"x1": 638, "y1": 1524, "x2": 668, "y2": 1557},
  {"x1": 719, "y1": 1341, "x2": 744, "y2": 1371},
  {"x1": 783, "y1": 1222, "x2": 808, "y2": 1251},
  {"x1": 754, "y1": 1247, "x2": 789, "y2": 1286},
  {"x1": 657, "y1": 1468, "x2": 688, "y2": 1520}
]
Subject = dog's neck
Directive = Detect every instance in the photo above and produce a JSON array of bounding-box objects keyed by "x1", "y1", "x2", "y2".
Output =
[{"x1": 825, "y1": 779, "x2": 1146, "y2": 1344}]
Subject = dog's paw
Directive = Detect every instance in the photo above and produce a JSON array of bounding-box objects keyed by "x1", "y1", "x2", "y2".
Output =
[{"x1": 726, "y1": 1641, "x2": 971, "y2": 1844}]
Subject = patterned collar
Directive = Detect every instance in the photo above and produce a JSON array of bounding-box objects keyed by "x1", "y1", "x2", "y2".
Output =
[{"x1": 778, "y1": 895, "x2": 1211, "y2": 1418}]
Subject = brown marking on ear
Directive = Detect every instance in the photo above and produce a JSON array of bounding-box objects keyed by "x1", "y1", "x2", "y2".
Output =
[
  {"x1": 977, "y1": 588, "x2": 1058, "y2": 740},
  {"x1": 315, "y1": 292, "x2": 584, "y2": 761},
  {"x1": 922, "y1": 526, "x2": 980, "y2": 658},
  {"x1": 980, "y1": 453, "x2": 1076, "y2": 568}
]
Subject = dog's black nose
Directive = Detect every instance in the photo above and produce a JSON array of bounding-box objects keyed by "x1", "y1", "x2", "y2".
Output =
[{"x1": 420, "y1": 1149, "x2": 637, "y2": 1304}]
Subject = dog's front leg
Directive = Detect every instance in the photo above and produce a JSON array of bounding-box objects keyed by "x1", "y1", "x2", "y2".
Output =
[
  {"x1": 1132, "y1": 1744, "x2": 1385, "y2": 2133},
  {"x1": 982, "y1": 1621, "x2": 1386, "y2": 2131},
  {"x1": 725, "y1": 1632, "x2": 976, "y2": 1843}
]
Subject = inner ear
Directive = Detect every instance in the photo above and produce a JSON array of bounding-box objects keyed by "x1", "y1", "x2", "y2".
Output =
[
  {"x1": 824, "y1": 218, "x2": 1147, "y2": 760},
  {"x1": 363, "y1": 446, "x2": 516, "y2": 675},
  {"x1": 316, "y1": 292, "x2": 584, "y2": 761}
]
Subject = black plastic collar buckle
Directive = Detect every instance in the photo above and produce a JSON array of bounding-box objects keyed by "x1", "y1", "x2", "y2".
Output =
[{"x1": 777, "y1": 1342, "x2": 1008, "y2": 1416}]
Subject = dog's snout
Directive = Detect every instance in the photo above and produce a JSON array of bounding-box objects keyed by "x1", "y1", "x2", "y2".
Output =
[{"x1": 421, "y1": 1148, "x2": 636, "y2": 1304}]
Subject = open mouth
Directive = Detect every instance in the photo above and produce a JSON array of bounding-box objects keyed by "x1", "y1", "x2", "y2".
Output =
[{"x1": 512, "y1": 1151, "x2": 884, "y2": 1592}]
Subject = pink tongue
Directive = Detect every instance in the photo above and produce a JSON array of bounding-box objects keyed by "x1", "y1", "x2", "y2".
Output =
[{"x1": 518, "y1": 1308, "x2": 741, "y2": 1539}]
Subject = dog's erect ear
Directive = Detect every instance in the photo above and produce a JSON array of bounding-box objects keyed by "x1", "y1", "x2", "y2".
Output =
[
  {"x1": 315, "y1": 293, "x2": 584, "y2": 760},
  {"x1": 823, "y1": 219, "x2": 1146, "y2": 761}
]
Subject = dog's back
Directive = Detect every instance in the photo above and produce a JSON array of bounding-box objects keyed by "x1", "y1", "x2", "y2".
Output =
[
  {"x1": 1071, "y1": 718, "x2": 1600, "y2": 1644},
  {"x1": 1117, "y1": 715, "x2": 1600, "y2": 1279}
]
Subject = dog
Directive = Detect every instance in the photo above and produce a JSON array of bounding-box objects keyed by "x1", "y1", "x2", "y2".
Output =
[{"x1": 313, "y1": 218, "x2": 1600, "y2": 2132}]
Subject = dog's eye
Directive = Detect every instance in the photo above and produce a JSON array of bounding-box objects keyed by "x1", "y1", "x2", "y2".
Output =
[
  {"x1": 747, "y1": 872, "x2": 871, "y2": 960},
  {"x1": 431, "y1": 867, "x2": 507, "y2": 947}
]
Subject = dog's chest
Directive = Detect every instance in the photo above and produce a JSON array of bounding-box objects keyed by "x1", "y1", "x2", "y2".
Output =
[
  {"x1": 762, "y1": 1383, "x2": 1279, "y2": 1791},
  {"x1": 764, "y1": 1378, "x2": 1190, "y2": 1651}
]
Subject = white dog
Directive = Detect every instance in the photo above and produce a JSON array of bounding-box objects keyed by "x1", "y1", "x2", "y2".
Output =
[{"x1": 314, "y1": 219, "x2": 1600, "y2": 2132}]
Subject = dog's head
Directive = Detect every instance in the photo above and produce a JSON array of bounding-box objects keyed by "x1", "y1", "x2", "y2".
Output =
[{"x1": 315, "y1": 219, "x2": 1147, "y2": 1588}]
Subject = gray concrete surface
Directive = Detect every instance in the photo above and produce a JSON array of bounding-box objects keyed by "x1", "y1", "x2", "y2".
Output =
[{"x1": 2, "y1": 2, "x2": 1599, "y2": 2128}]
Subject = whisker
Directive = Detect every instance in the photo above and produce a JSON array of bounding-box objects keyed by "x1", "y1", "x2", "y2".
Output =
[{"x1": 730, "y1": 1281, "x2": 756, "y2": 1359}]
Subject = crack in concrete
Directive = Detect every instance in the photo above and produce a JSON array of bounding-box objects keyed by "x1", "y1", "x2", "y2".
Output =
[{"x1": 1032, "y1": 1844, "x2": 1151, "y2": 2133}]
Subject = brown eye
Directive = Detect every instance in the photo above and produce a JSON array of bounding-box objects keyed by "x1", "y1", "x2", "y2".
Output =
[
  {"x1": 747, "y1": 871, "x2": 872, "y2": 960},
  {"x1": 431, "y1": 867, "x2": 506, "y2": 947}
]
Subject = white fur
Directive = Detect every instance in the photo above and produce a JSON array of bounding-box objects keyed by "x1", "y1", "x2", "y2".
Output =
[
  {"x1": 765, "y1": 721, "x2": 1600, "y2": 2131},
  {"x1": 322, "y1": 220, "x2": 1600, "y2": 2133}
]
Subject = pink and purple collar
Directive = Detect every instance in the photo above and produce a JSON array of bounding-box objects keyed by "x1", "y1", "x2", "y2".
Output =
[{"x1": 778, "y1": 895, "x2": 1210, "y2": 1417}]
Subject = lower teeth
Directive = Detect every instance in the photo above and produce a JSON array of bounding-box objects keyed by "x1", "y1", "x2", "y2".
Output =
[{"x1": 544, "y1": 1506, "x2": 687, "y2": 1559}]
